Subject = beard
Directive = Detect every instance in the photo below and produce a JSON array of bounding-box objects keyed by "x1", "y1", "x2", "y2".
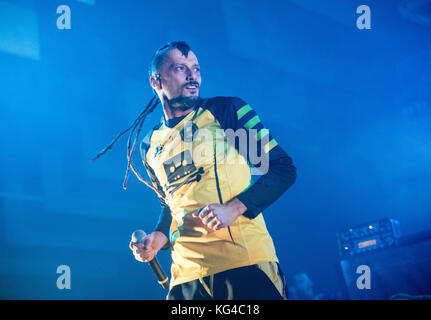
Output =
[{"x1": 166, "y1": 94, "x2": 201, "y2": 111}]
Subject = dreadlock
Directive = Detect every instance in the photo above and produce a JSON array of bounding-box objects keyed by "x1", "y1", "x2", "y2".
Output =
[
  {"x1": 93, "y1": 41, "x2": 192, "y2": 198},
  {"x1": 92, "y1": 94, "x2": 164, "y2": 198}
]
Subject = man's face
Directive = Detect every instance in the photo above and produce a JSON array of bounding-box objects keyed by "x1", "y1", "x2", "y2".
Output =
[{"x1": 153, "y1": 49, "x2": 201, "y2": 104}]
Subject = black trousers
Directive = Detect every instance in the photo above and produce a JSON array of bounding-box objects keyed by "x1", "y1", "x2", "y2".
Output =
[{"x1": 167, "y1": 264, "x2": 287, "y2": 300}]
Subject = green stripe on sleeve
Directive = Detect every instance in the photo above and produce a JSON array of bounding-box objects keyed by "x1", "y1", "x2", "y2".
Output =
[
  {"x1": 263, "y1": 139, "x2": 278, "y2": 153},
  {"x1": 236, "y1": 104, "x2": 252, "y2": 120},
  {"x1": 244, "y1": 115, "x2": 261, "y2": 129},
  {"x1": 255, "y1": 128, "x2": 269, "y2": 141}
]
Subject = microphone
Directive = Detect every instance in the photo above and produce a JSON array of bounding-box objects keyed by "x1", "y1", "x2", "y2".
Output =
[{"x1": 131, "y1": 230, "x2": 169, "y2": 289}]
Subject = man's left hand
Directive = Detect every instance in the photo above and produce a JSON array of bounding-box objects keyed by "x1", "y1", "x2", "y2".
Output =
[{"x1": 193, "y1": 198, "x2": 247, "y2": 231}]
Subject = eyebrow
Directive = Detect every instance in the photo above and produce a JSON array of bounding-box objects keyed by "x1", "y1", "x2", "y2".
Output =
[{"x1": 169, "y1": 62, "x2": 200, "y2": 69}]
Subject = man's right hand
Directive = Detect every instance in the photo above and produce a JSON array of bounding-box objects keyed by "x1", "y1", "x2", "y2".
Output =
[{"x1": 129, "y1": 231, "x2": 168, "y2": 263}]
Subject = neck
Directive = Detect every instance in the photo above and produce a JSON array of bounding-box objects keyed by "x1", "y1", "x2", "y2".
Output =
[
  {"x1": 163, "y1": 104, "x2": 194, "y2": 120},
  {"x1": 161, "y1": 95, "x2": 200, "y2": 120}
]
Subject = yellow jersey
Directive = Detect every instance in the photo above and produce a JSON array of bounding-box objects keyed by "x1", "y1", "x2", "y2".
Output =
[{"x1": 141, "y1": 96, "x2": 296, "y2": 288}]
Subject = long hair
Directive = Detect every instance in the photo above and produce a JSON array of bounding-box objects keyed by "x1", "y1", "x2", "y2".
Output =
[
  {"x1": 93, "y1": 41, "x2": 192, "y2": 198},
  {"x1": 92, "y1": 94, "x2": 163, "y2": 197}
]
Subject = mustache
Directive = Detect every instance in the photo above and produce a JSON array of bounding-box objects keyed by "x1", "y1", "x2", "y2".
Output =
[{"x1": 183, "y1": 81, "x2": 200, "y2": 89}]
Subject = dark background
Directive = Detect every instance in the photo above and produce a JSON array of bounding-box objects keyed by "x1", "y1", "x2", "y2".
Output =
[{"x1": 0, "y1": 0, "x2": 430, "y2": 299}]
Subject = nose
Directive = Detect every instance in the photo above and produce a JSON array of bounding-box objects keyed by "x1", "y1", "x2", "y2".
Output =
[{"x1": 186, "y1": 68, "x2": 195, "y2": 81}]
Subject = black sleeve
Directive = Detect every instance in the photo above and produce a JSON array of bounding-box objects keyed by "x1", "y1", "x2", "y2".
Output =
[
  {"x1": 208, "y1": 97, "x2": 297, "y2": 219},
  {"x1": 154, "y1": 198, "x2": 172, "y2": 245},
  {"x1": 236, "y1": 146, "x2": 296, "y2": 219},
  {"x1": 141, "y1": 129, "x2": 172, "y2": 247}
]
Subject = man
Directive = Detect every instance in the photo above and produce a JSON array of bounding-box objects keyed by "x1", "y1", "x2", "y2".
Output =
[{"x1": 129, "y1": 41, "x2": 296, "y2": 300}]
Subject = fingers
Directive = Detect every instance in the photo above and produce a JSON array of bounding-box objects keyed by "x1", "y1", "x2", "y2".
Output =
[
  {"x1": 202, "y1": 211, "x2": 215, "y2": 225},
  {"x1": 208, "y1": 219, "x2": 222, "y2": 231},
  {"x1": 193, "y1": 205, "x2": 211, "y2": 218},
  {"x1": 133, "y1": 250, "x2": 155, "y2": 262},
  {"x1": 130, "y1": 241, "x2": 155, "y2": 262},
  {"x1": 194, "y1": 205, "x2": 224, "y2": 230},
  {"x1": 133, "y1": 251, "x2": 155, "y2": 263}
]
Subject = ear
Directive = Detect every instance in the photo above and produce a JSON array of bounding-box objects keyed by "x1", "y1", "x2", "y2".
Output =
[{"x1": 150, "y1": 74, "x2": 162, "y2": 91}]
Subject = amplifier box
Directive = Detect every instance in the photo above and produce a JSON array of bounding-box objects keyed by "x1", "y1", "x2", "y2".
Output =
[
  {"x1": 337, "y1": 218, "x2": 401, "y2": 258},
  {"x1": 339, "y1": 231, "x2": 431, "y2": 299}
]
